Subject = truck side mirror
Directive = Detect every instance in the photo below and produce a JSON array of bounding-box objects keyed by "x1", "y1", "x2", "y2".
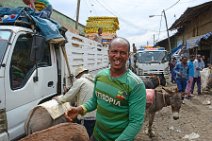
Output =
[{"x1": 30, "y1": 34, "x2": 45, "y2": 62}]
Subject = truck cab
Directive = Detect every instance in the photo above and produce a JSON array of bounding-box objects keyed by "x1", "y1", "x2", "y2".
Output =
[
  {"x1": 0, "y1": 25, "x2": 65, "y2": 140},
  {"x1": 132, "y1": 47, "x2": 170, "y2": 78}
]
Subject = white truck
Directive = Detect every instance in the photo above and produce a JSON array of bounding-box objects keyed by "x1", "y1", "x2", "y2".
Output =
[
  {"x1": 0, "y1": 21, "x2": 108, "y2": 140},
  {"x1": 131, "y1": 47, "x2": 170, "y2": 78}
]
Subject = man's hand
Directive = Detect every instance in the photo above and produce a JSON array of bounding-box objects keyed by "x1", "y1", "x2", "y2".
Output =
[{"x1": 64, "y1": 106, "x2": 84, "y2": 122}]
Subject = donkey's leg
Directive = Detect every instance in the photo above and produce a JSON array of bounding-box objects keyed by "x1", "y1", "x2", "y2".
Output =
[{"x1": 148, "y1": 112, "x2": 156, "y2": 138}]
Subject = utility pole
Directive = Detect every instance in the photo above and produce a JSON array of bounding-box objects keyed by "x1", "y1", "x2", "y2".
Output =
[
  {"x1": 75, "y1": 0, "x2": 81, "y2": 30},
  {"x1": 163, "y1": 9, "x2": 171, "y2": 51},
  {"x1": 153, "y1": 34, "x2": 155, "y2": 46}
]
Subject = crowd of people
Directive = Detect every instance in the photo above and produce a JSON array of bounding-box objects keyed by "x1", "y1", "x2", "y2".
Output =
[{"x1": 170, "y1": 54, "x2": 207, "y2": 103}]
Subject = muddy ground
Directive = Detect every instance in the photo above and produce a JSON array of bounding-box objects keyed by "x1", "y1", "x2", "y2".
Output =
[{"x1": 135, "y1": 86, "x2": 212, "y2": 141}]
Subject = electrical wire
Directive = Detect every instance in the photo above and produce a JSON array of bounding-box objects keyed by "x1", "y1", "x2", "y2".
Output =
[
  {"x1": 84, "y1": 0, "x2": 92, "y2": 17},
  {"x1": 165, "y1": 0, "x2": 181, "y2": 11},
  {"x1": 88, "y1": 0, "x2": 98, "y2": 16},
  {"x1": 94, "y1": 0, "x2": 116, "y2": 16},
  {"x1": 155, "y1": 0, "x2": 181, "y2": 40},
  {"x1": 94, "y1": 0, "x2": 142, "y2": 29}
]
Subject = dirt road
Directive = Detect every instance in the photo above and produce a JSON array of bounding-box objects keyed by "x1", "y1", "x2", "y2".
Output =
[{"x1": 135, "y1": 90, "x2": 212, "y2": 141}]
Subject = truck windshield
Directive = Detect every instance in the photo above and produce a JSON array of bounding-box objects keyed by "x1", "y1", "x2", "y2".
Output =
[
  {"x1": 0, "y1": 30, "x2": 11, "y2": 65},
  {"x1": 137, "y1": 51, "x2": 168, "y2": 63}
]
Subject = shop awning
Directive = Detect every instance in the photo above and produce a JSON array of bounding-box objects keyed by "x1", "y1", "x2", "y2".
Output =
[
  {"x1": 186, "y1": 32, "x2": 212, "y2": 49},
  {"x1": 171, "y1": 43, "x2": 183, "y2": 55}
]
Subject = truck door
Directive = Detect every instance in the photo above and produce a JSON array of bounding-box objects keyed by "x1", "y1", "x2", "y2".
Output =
[{"x1": 4, "y1": 32, "x2": 58, "y2": 140}]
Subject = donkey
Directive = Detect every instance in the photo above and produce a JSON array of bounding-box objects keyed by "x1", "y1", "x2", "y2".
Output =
[
  {"x1": 21, "y1": 123, "x2": 89, "y2": 141},
  {"x1": 145, "y1": 87, "x2": 182, "y2": 137},
  {"x1": 24, "y1": 101, "x2": 68, "y2": 135},
  {"x1": 143, "y1": 74, "x2": 166, "y2": 89}
]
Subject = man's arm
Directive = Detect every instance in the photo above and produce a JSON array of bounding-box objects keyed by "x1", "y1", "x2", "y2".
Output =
[
  {"x1": 116, "y1": 83, "x2": 146, "y2": 141},
  {"x1": 65, "y1": 77, "x2": 98, "y2": 121},
  {"x1": 201, "y1": 60, "x2": 205, "y2": 69},
  {"x1": 81, "y1": 75, "x2": 98, "y2": 112},
  {"x1": 81, "y1": 85, "x2": 97, "y2": 113},
  {"x1": 174, "y1": 63, "x2": 180, "y2": 75},
  {"x1": 56, "y1": 79, "x2": 83, "y2": 104},
  {"x1": 193, "y1": 61, "x2": 199, "y2": 70}
]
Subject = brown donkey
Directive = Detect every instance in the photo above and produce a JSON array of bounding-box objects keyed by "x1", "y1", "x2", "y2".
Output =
[{"x1": 146, "y1": 87, "x2": 182, "y2": 137}]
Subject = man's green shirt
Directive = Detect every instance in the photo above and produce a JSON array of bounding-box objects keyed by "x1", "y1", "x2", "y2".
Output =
[{"x1": 82, "y1": 68, "x2": 146, "y2": 141}]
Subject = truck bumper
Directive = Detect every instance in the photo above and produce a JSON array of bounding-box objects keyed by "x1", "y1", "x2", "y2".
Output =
[{"x1": 138, "y1": 72, "x2": 170, "y2": 80}]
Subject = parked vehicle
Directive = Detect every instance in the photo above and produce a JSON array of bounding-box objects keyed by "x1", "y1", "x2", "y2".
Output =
[
  {"x1": 131, "y1": 46, "x2": 170, "y2": 78},
  {"x1": 0, "y1": 14, "x2": 108, "y2": 141}
]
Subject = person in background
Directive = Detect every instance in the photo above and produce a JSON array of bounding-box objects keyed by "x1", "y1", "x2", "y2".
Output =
[
  {"x1": 55, "y1": 66, "x2": 95, "y2": 137},
  {"x1": 169, "y1": 57, "x2": 177, "y2": 83},
  {"x1": 65, "y1": 37, "x2": 146, "y2": 141},
  {"x1": 185, "y1": 55, "x2": 195, "y2": 98},
  {"x1": 22, "y1": 0, "x2": 53, "y2": 18},
  {"x1": 191, "y1": 54, "x2": 205, "y2": 95},
  {"x1": 174, "y1": 56, "x2": 189, "y2": 103},
  {"x1": 94, "y1": 27, "x2": 103, "y2": 43},
  {"x1": 202, "y1": 55, "x2": 207, "y2": 68}
]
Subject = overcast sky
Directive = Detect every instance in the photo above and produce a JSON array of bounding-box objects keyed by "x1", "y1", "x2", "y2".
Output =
[{"x1": 50, "y1": 0, "x2": 210, "y2": 47}]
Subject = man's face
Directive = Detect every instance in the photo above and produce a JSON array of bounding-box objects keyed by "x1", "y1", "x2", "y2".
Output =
[
  {"x1": 182, "y1": 57, "x2": 187, "y2": 64},
  {"x1": 197, "y1": 55, "x2": 201, "y2": 61},
  {"x1": 190, "y1": 56, "x2": 195, "y2": 61},
  {"x1": 108, "y1": 43, "x2": 129, "y2": 71}
]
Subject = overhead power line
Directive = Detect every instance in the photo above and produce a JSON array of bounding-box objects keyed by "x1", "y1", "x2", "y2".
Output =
[
  {"x1": 94, "y1": 0, "x2": 116, "y2": 16},
  {"x1": 165, "y1": 0, "x2": 181, "y2": 11},
  {"x1": 93, "y1": 0, "x2": 142, "y2": 29},
  {"x1": 88, "y1": 0, "x2": 98, "y2": 15}
]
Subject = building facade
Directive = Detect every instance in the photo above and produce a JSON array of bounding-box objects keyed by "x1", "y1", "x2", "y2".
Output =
[{"x1": 170, "y1": 1, "x2": 212, "y2": 65}]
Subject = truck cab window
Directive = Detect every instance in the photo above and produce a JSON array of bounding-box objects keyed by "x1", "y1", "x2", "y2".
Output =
[
  {"x1": 10, "y1": 34, "x2": 51, "y2": 89},
  {"x1": 37, "y1": 42, "x2": 52, "y2": 67},
  {"x1": 0, "y1": 30, "x2": 11, "y2": 65}
]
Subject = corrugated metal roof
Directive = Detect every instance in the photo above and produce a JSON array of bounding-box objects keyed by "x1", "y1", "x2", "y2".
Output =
[{"x1": 170, "y1": 1, "x2": 212, "y2": 30}]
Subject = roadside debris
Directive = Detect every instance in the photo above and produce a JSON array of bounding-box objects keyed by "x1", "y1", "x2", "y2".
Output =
[
  {"x1": 202, "y1": 99, "x2": 211, "y2": 105},
  {"x1": 183, "y1": 132, "x2": 200, "y2": 140},
  {"x1": 169, "y1": 126, "x2": 181, "y2": 133}
]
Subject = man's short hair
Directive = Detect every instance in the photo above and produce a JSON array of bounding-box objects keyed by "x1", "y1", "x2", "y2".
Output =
[{"x1": 109, "y1": 37, "x2": 130, "y2": 52}]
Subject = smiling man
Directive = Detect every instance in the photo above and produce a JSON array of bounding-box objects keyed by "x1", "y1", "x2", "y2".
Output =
[{"x1": 66, "y1": 37, "x2": 146, "y2": 141}]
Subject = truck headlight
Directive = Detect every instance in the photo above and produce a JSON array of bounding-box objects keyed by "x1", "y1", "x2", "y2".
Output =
[
  {"x1": 165, "y1": 67, "x2": 170, "y2": 74},
  {"x1": 137, "y1": 68, "x2": 144, "y2": 75}
]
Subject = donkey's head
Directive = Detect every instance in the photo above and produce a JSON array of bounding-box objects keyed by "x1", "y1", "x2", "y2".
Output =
[{"x1": 162, "y1": 87, "x2": 182, "y2": 120}]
